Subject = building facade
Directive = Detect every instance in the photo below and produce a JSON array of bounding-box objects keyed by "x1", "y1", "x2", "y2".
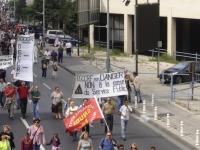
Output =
[{"x1": 79, "y1": 0, "x2": 200, "y2": 56}]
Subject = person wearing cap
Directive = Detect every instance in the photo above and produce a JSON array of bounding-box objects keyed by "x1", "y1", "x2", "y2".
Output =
[
  {"x1": 3, "y1": 82, "x2": 16, "y2": 119},
  {"x1": 28, "y1": 119, "x2": 46, "y2": 150}
]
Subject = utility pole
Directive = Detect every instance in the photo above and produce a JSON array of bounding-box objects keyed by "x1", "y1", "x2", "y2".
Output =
[
  {"x1": 106, "y1": 0, "x2": 110, "y2": 73},
  {"x1": 43, "y1": 0, "x2": 45, "y2": 47},
  {"x1": 134, "y1": 0, "x2": 138, "y2": 74}
]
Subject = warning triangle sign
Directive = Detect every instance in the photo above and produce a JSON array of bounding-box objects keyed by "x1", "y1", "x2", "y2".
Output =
[{"x1": 75, "y1": 84, "x2": 83, "y2": 94}]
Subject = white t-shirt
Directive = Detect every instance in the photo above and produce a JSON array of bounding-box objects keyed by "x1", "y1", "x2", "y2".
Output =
[
  {"x1": 66, "y1": 42, "x2": 72, "y2": 49},
  {"x1": 44, "y1": 51, "x2": 51, "y2": 59},
  {"x1": 65, "y1": 106, "x2": 78, "y2": 117},
  {"x1": 119, "y1": 105, "x2": 133, "y2": 120}
]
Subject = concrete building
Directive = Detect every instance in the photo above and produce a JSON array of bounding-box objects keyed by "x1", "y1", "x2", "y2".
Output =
[{"x1": 79, "y1": 0, "x2": 200, "y2": 56}]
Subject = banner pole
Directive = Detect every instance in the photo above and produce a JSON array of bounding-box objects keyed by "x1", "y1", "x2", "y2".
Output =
[{"x1": 94, "y1": 96, "x2": 110, "y2": 132}]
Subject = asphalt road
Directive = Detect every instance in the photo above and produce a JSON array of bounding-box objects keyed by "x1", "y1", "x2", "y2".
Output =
[{"x1": 0, "y1": 57, "x2": 183, "y2": 150}]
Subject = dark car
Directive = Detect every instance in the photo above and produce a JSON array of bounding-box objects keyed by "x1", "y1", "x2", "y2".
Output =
[{"x1": 159, "y1": 61, "x2": 200, "y2": 84}]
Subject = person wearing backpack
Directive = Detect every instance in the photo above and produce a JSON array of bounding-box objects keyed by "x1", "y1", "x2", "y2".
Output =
[{"x1": 99, "y1": 132, "x2": 117, "y2": 150}]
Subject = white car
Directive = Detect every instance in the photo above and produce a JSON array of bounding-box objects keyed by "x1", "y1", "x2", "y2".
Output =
[{"x1": 45, "y1": 30, "x2": 65, "y2": 43}]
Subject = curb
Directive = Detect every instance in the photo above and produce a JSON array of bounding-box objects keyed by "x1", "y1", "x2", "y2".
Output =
[
  {"x1": 58, "y1": 64, "x2": 76, "y2": 76},
  {"x1": 133, "y1": 109, "x2": 198, "y2": 150}
]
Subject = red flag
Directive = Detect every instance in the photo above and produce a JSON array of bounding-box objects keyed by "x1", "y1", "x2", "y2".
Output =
[{"x1": 64, "y1": 98, "x2": 104, "y2": 132}]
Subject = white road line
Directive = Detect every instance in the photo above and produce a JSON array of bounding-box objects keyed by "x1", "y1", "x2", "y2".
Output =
[
  {"x1": 42, "y1": 83, "x2": 51, "y2": 90},
  {"x1": 20, "y1": 117, "x2": 46, "y2": 150},
  {"x1": 33, "y1": 73, "x2": 38, "y2": 78}
]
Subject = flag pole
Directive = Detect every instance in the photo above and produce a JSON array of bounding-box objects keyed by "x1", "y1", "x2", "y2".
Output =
[{"x1": 94, "y1": 96, "x2": 110, "y2": 132}]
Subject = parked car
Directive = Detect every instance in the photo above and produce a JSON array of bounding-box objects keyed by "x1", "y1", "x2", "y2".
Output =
[{"x1": 159, "y1": 61, "x2": 200, "y2": 84}]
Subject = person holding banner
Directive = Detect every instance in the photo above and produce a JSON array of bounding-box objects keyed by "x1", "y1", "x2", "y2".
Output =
[
  {"x1": 65, "y1": 100, "x2": 78, "y2": 141},
  {"x1": 102, "y1": 97, "x2": 116, "y2": 133}
]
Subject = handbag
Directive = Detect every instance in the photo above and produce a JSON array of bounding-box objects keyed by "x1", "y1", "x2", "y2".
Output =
[{"x1": 30, "y1": 126, "x2": 40, "y2": 146}]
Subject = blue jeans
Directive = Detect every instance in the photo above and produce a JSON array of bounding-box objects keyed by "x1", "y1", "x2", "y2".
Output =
[
  {"x1": 32, "y1": 103, "x2": 39, "y2": 119},
  {"x1": 121, "y1": 119, "x2": 128, "y2": 138},
  {"x1": 33, "y1": 144, "x2": 40, "y2": 150}
]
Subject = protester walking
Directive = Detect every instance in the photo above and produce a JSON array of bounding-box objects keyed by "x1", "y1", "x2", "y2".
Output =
[
  {"x1": 132, "y1": 72, "x2": 142, "y2": 103},
  {"x1": 102, "y1": 97, "x2": 115, "y2": 133},
  {"x1": 130, "y1": 143, "x2": 138, "y2": 150},
  {"x1": 29, "y1": 85, "x2": 41, "y2": 119},
  {"x1": 0, "y1": 125, "x2": 15, "y2": 150},
  {"x1": 18, "y1": 81, "x2": 29, "y2": 119},
  {"x1": 0, "y1": 134, "x2": 11, "y2": 150},
  {"x1": 58, "y1": 45, "x2": 63, "y2": 63},
  {"x1": 51, "y1": 50, "x2": 58, "y2": 62},
  {"x1": 28, "y1": 119, "x2": 46, "y2": 150},
  {"x1": 44, "y1": 49, "x2": 51, "y2": 64},
  {"x1": 0, "y1": 78, "x2": 6, "y2": 107},
  {"x1": 81, "y1": 99, "x2": 90, "y2": 134},
  {"x1": 65, "y1": 41, "x2": 72, "y2": 56},
  {"x1": 77, "y1": 131, "x2": 93, "y2": 150},
  {"x1": 99, "y1": 132, "x2": 117, "y2": 150},
  {"x1": 51, "y1": 87, "x2": 63, "y2": 119},
  {"x1": 125, "y1": 74, "x2": 132, "y2": 102},
  {"x1": 65, "y1": 100, "x2": 78, "y2": 141},
  {"x1": 41, "y1": 59, "x2": 48, "y2": 78},
  {"x1": 21, "y1": 132, "x2": 33, "y2": 150},
  {"x1": 3, "y1": 82, "x2": 16, "y2": 119},
  {"x1": 46, "y1": 133, "x2": 61, "y2": 150},
  {"x1": 52, "y1": 61, "x2": 58, "y2": 79},
  {"x1": 119, "y1": 99, "x2": 133, "y2": 141}
]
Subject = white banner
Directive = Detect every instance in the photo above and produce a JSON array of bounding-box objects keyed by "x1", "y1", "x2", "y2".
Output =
[
  {"x1": 72, "y1": 72, "x2": 128, "y2": 98},
  {"x1": 0, "y1": 55, "x2": 13, "y2": 69},
  {"x1": 14, "y1": 34, "x2": 34, "y2": 82}
]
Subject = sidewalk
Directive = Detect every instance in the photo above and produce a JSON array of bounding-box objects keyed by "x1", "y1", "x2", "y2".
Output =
[{"x1": 46, "y1": 46, "x2": 200, "y2": 149}]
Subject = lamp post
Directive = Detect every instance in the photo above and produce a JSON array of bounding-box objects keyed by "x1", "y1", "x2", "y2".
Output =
[
  {"x1": 106, "y1": 0, "x2": 110, "y2": 73},
  {"x1": 42, "y1": 0, "x2": 45, "y2": 47}
]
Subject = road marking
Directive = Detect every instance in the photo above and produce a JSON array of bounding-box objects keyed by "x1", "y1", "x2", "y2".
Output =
[
  {"x1": 20, "y1": 117, "x2": 46, "y2": 150},
  {"x1": 33, "y1": 73, "x2": 38, "y2": 78},
  {"x1": 42, "y1": 83, "x2": 51, "y2": 90}
]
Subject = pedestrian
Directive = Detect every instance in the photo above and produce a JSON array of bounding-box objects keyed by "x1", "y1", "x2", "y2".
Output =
[
  {"x1": 130, "y1": 143, "x2": 138, "y2": 150},
  {"x1": 77, "y1": 131, "x2": 93, "y2": 150},
  {"x1": 3, "y1": 82, "x2": 16, "y2": 119},
  {"x1": 21, "y1": 132, "x2": 33, "y2": 150},
  {"x1": 28, "y1": 119, "x2": 46, "y2": 150},
  {"x1": 0, "y1": 134, "x2": 11, "y2": 150},
  {"x1": 51, "y1": 50, "x2": 58, "y2": 62},
  {"x1": 51, "y1": 86, "x2": 63, "y2": 119},
  {"x1": 18, "y1": 81, "x2": 29, "y2": 119},
  {"x1": 149, "y1": 146, "x2": 156, "y2": 150},
  {"x1": 99, "y1": 131, "x2": 117, "y2": 150},
  {"x1": 117, "y1": 144, "x2": 124, "y2": 150},
  {"x1": 119, "y1": 99, "x2": 133, "y2": 141},
  {"x1": 0, "y1": 125, "x2": 15, "y2": 150},
  {"x1": 65, "y1": 41, "x2": 72, "y2": 56},
  {"x1": 65, "y1": 100, "x2": 78, "y2": 141},
  {"x1": 52, "y1": 61, "x2": 58, "y2": 79},
  {"x1": 46, "y1": 133, "x2": 61, "y2": 150},
  {"x1": 81, "y1": 99, "x2": 90, "y2": 134},
  {"x1": 132, "y1": 72, "x2": 142, "y2": 103},
  {"x1": 0, "y1": 78, "x2": 6, "y2": 107},
  {"x1": 41, "y1": 59, "x2": 48, "y2": 78},
  {"x1": 58, "y1": 45, "x2": 63, "y2": 63},
  {"x1": 29, "y1": 85, "x2": 41, "y2": 119},
  {"x1": 125, "y1": 74, "x2": 131, "y2": 102},
  {"x1": 102, "y1": 97, "x2": 115, "y2": 133},
  {"x1": 44, "y1": 49, "x2": 51, "y2": 64}
]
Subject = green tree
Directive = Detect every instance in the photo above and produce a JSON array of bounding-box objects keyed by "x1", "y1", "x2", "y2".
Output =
[{"x1": 15, "y1": 0, "x2": 26, "y2": 22}]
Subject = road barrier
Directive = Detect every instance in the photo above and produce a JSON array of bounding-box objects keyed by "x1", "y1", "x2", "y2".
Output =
[
  {"x1": 142, "y1": 100, "x2": 146, "y2": 114},
  {"x1": 154, "y1": 106, "x2": 158, "y2": 121},
  {"x1": 180, "y1": 121, "x2": 184, "y2": 137},
  {"x1": 166, "y1": 113, "x2": 170, "y2": 128},
  {"x1": 196, "y1": 129, "x2": 200, "y2": 146}
]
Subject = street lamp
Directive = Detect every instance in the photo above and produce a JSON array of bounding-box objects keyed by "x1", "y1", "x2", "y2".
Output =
[{"x1": 106, "y1": 0, "x2": 110, "y2": 73}]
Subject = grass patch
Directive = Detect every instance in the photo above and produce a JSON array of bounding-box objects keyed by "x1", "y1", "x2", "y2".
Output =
[
  {"x1": 110, "y1": 49, "x2": 129, "y2": 57},
  {"x1": 149, "y1": 53, "x2": 177, "y2": 64}
]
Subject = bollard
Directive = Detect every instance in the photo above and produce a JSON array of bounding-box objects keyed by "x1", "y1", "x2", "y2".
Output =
[
  {"x1": 142, "y1": 100, "x2": 146, "y2": 114},
  {"x1": 154, "y1": 106, "x2": 158, "y2": 121},
  {"x1": 134, "y1": 96, "x2": 138, "y2": 109},
  {"x1": 151, "y1": 94, "x2": 155, "y2": 107},
  {"x1": 196, "y1": 129, "x2": 199, "y2": 146},
  {"x1": 180, "y1": 121, "x2": 184, "y2": 137},
  {"x1": 166, "y1": 113, "x2": 170, "y2": 128}
]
